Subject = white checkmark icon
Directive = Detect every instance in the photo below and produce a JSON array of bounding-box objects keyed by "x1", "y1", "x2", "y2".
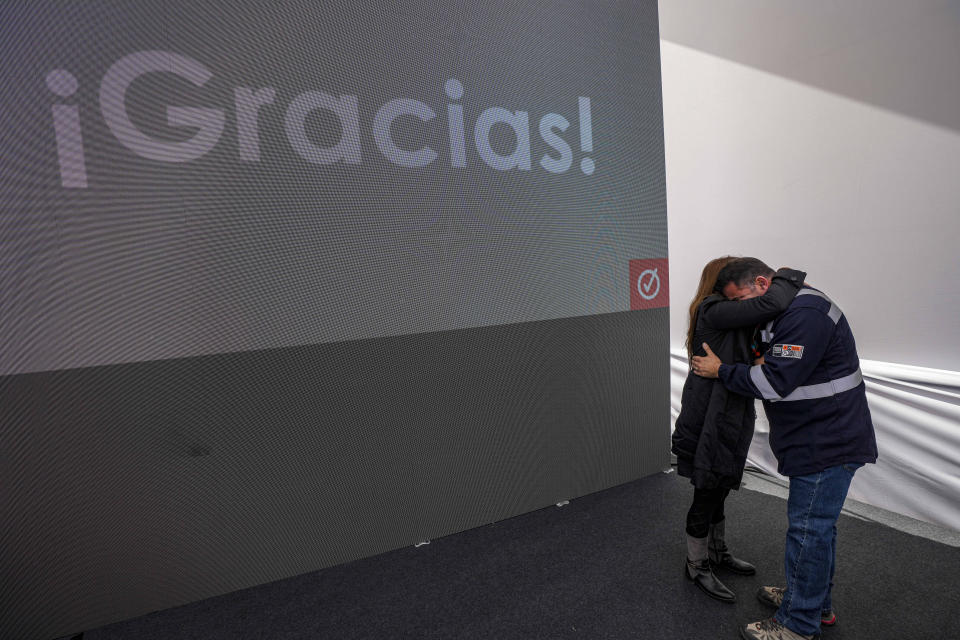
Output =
[{"x1": 637, "y1": 268, "x2": 660, "y2": 300}]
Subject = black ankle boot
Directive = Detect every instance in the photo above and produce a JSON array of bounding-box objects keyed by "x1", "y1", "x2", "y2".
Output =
[
  {"x1": 708, "y1": 520, "x2": 756, "y2": 576},
  {"x1": 685, "y1": 533, "x2": 736, "y2": 603},
  {"x1": 685, "y1": 557, "x2": 737, "y2": 603}
]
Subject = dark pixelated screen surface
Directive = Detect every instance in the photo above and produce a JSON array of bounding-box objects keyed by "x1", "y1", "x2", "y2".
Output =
[
  {"x1": 0, "y1": 2, "x2": 667, "y2": 638},
  {"x1": 1, "y1": 1, "x2": 666, "y2": 376}
]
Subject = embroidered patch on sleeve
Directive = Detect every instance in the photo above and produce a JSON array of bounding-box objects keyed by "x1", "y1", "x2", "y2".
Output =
[{"x1": 772, "y1": 344, "x2": 804, "y2": 358}]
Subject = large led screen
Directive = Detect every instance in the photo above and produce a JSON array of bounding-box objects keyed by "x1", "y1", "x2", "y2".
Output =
[
  {"x1": 0, "y1": 2, "x2": 668, "y2": 638},
  {"x1": 2, "y1": 1, "x2": 666, "y2": 376}
]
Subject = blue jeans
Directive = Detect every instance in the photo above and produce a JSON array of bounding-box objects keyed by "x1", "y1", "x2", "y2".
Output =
[{"x1": 776, "y1": 463, "x2": 862, "y2": 636}]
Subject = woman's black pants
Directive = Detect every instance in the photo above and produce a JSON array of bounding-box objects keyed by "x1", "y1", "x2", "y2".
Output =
[{"x1": 685, "y1": 486, "x2": 730, "y2": 538}]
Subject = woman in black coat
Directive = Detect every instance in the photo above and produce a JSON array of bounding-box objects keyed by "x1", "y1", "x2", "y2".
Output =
[{"x1": 672, "y1": 257, "x2": 805, "y2": 602}]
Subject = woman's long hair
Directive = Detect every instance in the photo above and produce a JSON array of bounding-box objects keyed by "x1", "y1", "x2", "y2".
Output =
[{"x1": 686, "y1": 256, "x2": 738, "y2": 358}]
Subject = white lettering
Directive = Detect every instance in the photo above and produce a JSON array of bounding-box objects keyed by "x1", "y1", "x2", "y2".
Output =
[
  {"x1": 284, "y1": 91, "x2": 362, "y2": 165},
  {"x1": 64, "y1": 51, "x2": 597, "y2": 187},
  {"x1": 475, "y1": 107, "x2": 531, "y2": 172},
  {"x1": 235, "y1": 87, "x2": 276, "y2": 162},
  {"x1": 100, "y1": 51, "x2": 225, "y2": 162},
  {"x1": 372, "y1": 98, "x2": 438, "y2": 168},
  {"x1": 538, "y1": 113, "x2": 572, "y2": 174},
  {"x1": 47, "y1": 69, "x2": 87, "y2": 188},
  {"x1": 445, "y1": 79, "x2": 466, "y2": 168}
]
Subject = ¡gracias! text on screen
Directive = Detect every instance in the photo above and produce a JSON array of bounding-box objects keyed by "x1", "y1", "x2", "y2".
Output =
[{"x1": 46, "y1": 50, "x2": 596, "y2": 188}]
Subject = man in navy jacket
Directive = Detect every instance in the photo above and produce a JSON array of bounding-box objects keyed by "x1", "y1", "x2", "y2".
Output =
[{"x1": 691, "y1": 258, "x2": 878, "y2": 640}]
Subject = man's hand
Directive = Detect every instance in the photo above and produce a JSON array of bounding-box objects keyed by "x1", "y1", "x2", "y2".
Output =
[{"x1": 691, "y1": 343, "x2": 722, "y2": 378}]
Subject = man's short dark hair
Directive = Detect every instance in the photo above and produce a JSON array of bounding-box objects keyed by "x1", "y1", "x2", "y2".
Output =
[{"x1": 715, "y1": 257, "x2": 775, "y2": 291}]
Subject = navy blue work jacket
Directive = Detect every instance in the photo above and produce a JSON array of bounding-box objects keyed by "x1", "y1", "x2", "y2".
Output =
[{"x1": 718, "y1": 286, "x2": 878, "y2": 477}]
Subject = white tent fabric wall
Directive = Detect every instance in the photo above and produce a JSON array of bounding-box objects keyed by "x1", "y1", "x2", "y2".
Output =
[
  {"x1": 660, "y1": 0, "x2": 960, "y2": 534},
  {"x1": 670, "y1": 350, "x2": 960, "y2": 532}
]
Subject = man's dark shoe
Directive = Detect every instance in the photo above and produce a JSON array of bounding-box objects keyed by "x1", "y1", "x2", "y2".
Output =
[
  {"x1": 685, "y1": 557, "x2": 736, "y2": 603},
  {"x1": 709, "y1": 520, "x2": 756, "y2": 575},
  {"x1": 757, "y1": 586, "x2": 837, "y2": 626}
]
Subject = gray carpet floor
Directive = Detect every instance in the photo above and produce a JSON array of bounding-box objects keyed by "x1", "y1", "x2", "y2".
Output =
[{"x1": 85, "y1": 471, "x2": 959, "y2": 639}]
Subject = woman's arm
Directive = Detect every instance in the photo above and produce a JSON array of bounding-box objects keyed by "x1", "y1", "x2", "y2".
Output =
[{"x1": 699, "y1": 268, "x2": 806, "y2": 330}]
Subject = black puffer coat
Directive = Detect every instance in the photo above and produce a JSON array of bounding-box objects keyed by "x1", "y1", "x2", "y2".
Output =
[{"x1": 671, "y1": 268, "x2": 806, "y2": 489}]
